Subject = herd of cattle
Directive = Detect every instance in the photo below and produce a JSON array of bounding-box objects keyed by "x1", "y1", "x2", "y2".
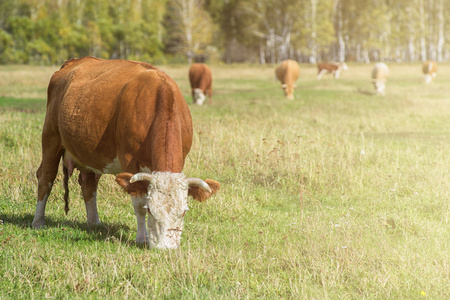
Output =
[
  {"x1": 274, "y1": 59, "x2": 438, "y2": 99},
  {"x1": 31, "y1": 57, "x2": 438, "y2": 249},
  {"x1": 189, "y1": 59, "x2": 438, "y2": 101}
]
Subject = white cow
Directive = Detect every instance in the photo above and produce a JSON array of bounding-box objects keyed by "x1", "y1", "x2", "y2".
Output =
[{"x1": 372, "y1": 63, "x2": 389, "y2": 96}]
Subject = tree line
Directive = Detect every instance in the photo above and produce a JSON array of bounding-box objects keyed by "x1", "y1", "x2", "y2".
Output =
[{"x1": 0, "y1": 0, "x2": 449, "y2": 65}]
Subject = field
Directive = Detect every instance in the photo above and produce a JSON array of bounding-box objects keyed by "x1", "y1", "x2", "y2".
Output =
[{"x1": 0, "y1": 63, "x2": 449, "y2": 299}]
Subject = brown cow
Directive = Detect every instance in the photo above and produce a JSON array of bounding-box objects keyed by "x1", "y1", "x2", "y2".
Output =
[
  {"x1": 275, "y1": 60, "x2": 300, "y2": 99},
  {"x1": 32, "y1": 57, "x2": 220, "y2": 249},
  {"x1": 422, "y1": 60, "x2": 437, "y2": 84},
  {"x1": 189, "y1": 63, "x2": 212, "y2": 105},
  {"x1": 317, "y1": 62, "x2": 348, "y2": 79}
]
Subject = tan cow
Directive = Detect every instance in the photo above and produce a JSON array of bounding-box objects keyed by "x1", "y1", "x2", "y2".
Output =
[
  {"x1": 317, "y1": 62, "x2": 348, "y2": 79},
  {"x1": 275, "y1": 59, "x2": 300, "y2": 99},
  {"x1": 422, "y1": 60, "x2": 437, "y2": 84},
  {"x1": 32, "y1": 57, "x2": 220, "y2": 249},
  {"x1": 189, "y1": 63, "x2": 212, "y2": 105},
  {"x1": 371, "y1": 62, "x2": 389, "y2": 96}
]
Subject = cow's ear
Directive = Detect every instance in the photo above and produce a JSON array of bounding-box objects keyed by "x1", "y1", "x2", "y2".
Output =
[
  {"x1": 115, "y1": 173, "x2": 149, "y2": 196},
  {"x1": 188, "y1": 179, "x2": 220, "y2": 202}
]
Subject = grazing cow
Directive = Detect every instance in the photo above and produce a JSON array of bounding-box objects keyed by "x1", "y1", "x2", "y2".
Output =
[
  {"x1": 188, "y1": 63, "x2": 212, "y2": 105},
  {"x1": 371, "y1": 63, "x2": 389, "y2": 96},
  {"x1": 317, "y1": 62, "x2": 348, "y2": 79},
  {"x1": 32, "y1": 57, "x2": 220, "y2": 249},
  {"x1": 422, "y1": 60, "x2": 437, "y2": 84},
  {"x1": 275, "y1": 59, "x2": 300, "y2": 100}
]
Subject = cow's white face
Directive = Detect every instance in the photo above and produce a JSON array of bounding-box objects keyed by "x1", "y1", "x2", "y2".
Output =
[
  {"x1": 424, "y1": 74, "x2": 433, "y2": 84},
  {"x1": 116, "y1": 172, "x2": 213, "y2": 249},
  {"x1": 373, "y1": 80, "x2": 386, "y2": 96},
  {"x1": 131, "y1": 172, "x2": 189, "y2": 249},
  {"x1": 194, "y1": 88, "x2": 206, "y2": 105}
]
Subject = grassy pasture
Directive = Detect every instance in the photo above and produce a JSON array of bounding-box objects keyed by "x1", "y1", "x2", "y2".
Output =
[{"x1": 0, "y1": 62, "x2": 449, "y2": 299}]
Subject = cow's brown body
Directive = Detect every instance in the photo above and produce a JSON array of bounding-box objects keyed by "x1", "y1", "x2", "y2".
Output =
[
  {"x1": 188, "y1": 63, "x2": 212, "y2": 105},
  {"x1": 32, "y1": 57, "x2": 218, "y2": 248},
  {"x1": 275, "y1": 60, "x2": 300, "y2": 99},
  {"x1": 40, "y1": 57, "x2": 192, "y2": 177},
  {"x1": 317, "y1": 62, "x2": 348, "y2": 79},
  {"x1": 422, "y1": 60, "x2": 437, "y2": 83}
]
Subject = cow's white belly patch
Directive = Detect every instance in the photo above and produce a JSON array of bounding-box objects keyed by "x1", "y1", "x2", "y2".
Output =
[
  {"x1": 65, "y1": 151, "x2": 122, "y2": 175},
  {"x1": 101, "y1": 157, "x2": 122, "y2": 174},
  {"x1": 83, "y1": 158, "x2": 122, "y2": 175}
]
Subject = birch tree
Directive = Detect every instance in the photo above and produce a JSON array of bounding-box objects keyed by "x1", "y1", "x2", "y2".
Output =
[
  {"x1": 436, "y1": 0, "x2": 444, "y2": 61},
  {"x1": 333, "y1": 0, "x2": 345, "y2": 62},
  {"x1": 164, "y1": 0, "x2": 214, "y2": 63},
  {"x1": 241, "y1": 0, "x2": 302, "y2": 63}
]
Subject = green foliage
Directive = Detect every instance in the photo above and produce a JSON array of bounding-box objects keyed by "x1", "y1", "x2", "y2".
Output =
[
  {"x1": 0, "y1": 0, "x2": 450, "y2": 64},
  {"x1": 0, "y1": 0, "x2": 166, "y2": 65}
]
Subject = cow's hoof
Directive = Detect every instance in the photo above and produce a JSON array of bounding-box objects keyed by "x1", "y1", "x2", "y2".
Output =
[
  {"x1": 87, "y1": 220, "x2": 101, "y2": 226},
  {"x1": 135, "y1": 238, "x2": 148, "y2": 244},
  {"x1": 32, "y1": 220, "x2": 45, "y2": 229}
]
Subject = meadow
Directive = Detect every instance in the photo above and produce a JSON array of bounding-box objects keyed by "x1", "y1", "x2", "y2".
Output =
[{"x1": 0, "y1": 62, "x2": 449, "y2": 299}]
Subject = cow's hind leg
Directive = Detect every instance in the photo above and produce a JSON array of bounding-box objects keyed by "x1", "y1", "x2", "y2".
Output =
[
  {"x1": 32, "y1": 142, "x2": 63, "y2": 228},
  {"x1": 207, "y1": 86, "x2": 213, "y2": 104},
  {"x1": 191, "y1": 89, "x2": 197, "y2": 104},
  {"x1": 78, "y1": 171, "x2": 101, "y2": 225}
]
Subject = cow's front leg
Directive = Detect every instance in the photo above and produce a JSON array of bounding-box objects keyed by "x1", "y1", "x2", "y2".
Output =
[
  {"x1": 132, "y1": 196, "x2": 148, "y2": 244},
  {"x1": 78, "y1": 171, "x2": 101, "y2": 225}
]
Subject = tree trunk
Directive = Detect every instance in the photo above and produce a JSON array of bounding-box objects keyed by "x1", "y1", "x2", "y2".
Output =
[
  {"x1": 310, "y1": 0, "x2": 317, "y2": 64},
  {"x1": 334, "y1": 0, "x2": 345, "y2": 62},
  {"x1": 436, "y1": 0, "x2": 444, "y2": 62},
  {"x1": 427, "y1": 0, "x2": 436, "y2": 60},
  {"x1": 279, "y1": 31, "x2": 291, "y2": 61},
  {"x1": 408, "y1": 37, "x2": 416, "y2": 61},
  {"x1": 419, "y1": 0, "x2": 427, "y2": 61},
  {"x1": 259, "y1": 41, "x2": 266, "y2": 64}
]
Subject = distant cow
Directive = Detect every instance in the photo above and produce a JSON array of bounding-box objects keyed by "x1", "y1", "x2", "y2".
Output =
[
  {"x1": 275, "y1": 60, "x2": 300, "y2": 99},
  {"x1": 317, "y1": 62, "x2": 348, "y2": 79},
  {"x1": 371, "y1": 62, "x2": 389, "y2": 96},
  {"x1": 189, "y1": 63, "x2": 212, "y2": 105},
  {"x1": 422, "y1": 60, "x2": 437, "y2": 84},
  {"x1": 32, "y1": 57, "x2": 220, "y2": 249}
]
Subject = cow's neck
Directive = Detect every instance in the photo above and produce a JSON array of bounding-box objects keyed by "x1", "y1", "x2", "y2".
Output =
[{"x1": 149, "y1": 120, "x2": 184, "y2": 173}]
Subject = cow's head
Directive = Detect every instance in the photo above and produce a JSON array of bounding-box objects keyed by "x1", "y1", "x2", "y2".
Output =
[
  {"x1": 193, "y1": 88, "x2": 206, "y2": 105},
  {"x1": 339, "y1": 62, "x2": 348, "y2": 71},
  {"x1": 281, "y1": 83, "x2": 296, "y2": 100},
  {"x1": 372, "y1": 80, "x2": 386, "y2": 96},
  {"x1": 116, "y1": 172, "x2": 219, "y2": 249},
  {"x1": 424, "y1": 74, "x2": 433, "y2": 84}
]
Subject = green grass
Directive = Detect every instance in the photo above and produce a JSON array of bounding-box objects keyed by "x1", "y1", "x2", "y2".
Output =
[{"x1": 0, "y1": 63, "x2": 449, "y2": 299}]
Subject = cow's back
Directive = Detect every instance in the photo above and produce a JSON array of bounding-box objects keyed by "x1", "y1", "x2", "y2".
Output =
[
  {"x1": 317, "y1": 63, "x2": 336, "y2": 72},
  {"x1": 189, "y1": 63, "x2": 212, "y2": 90},
  {"x1": 46, "y1": 57, "x2": 192, "y2": 174},
  {"x1": 276, "y1": 60, "x2": 299, "y2": 84},
  {"x1": 372, "y1": 63, "x2": 389, "y2": 80},
  {"x1": 422, "y1": 61, "x2": 437, "y2": 74}
]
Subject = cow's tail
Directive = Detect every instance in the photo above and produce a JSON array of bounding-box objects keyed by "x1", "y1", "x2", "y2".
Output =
[{"x1": 63, "y1": 164, "x2": 70, "y2": 215}]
